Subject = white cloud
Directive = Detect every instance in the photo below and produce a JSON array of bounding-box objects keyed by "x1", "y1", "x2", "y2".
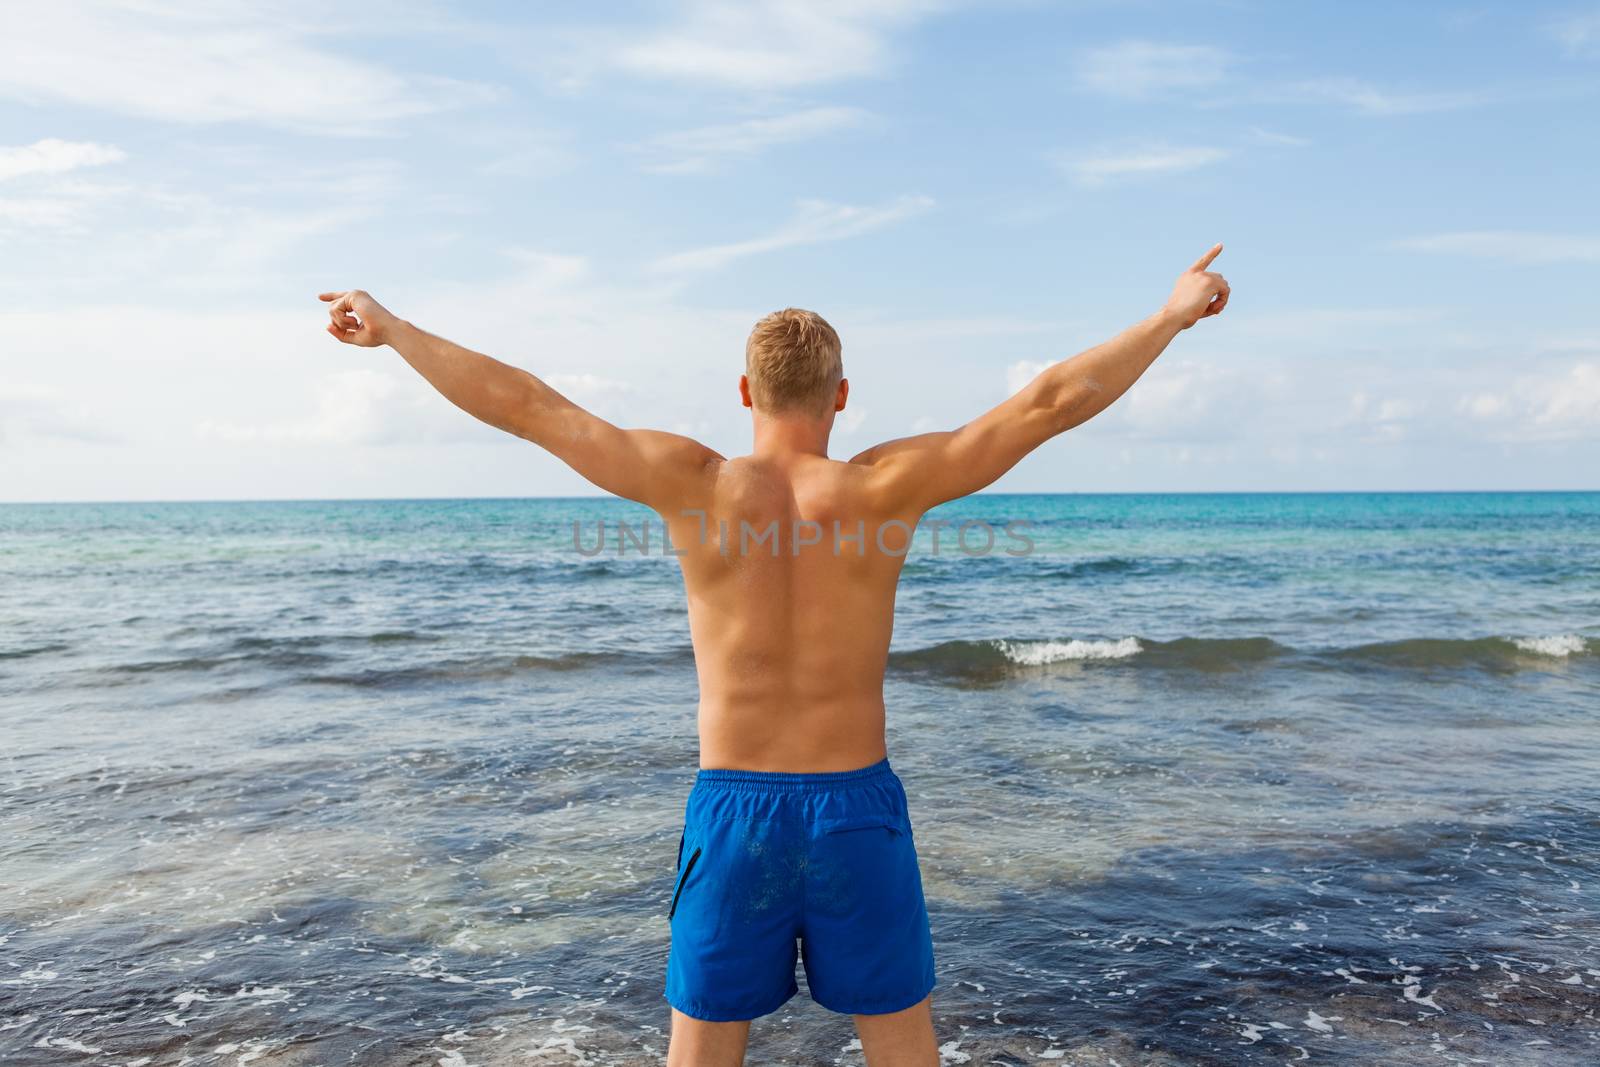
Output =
[
  {"x1": 1064, "y1": 144, "x2": 1228, "y2": 186},
  {"x1": 673, "y1": 418, "x2": 716, "y2": 439},
  {"x1": 1003, "y1": 357, "x2": 1260, "y2": 444},
  {"x1": 1549, "y1": 9, "x2": 1600, "y2": 57},
  {"x1": 1006, "y1": 360, "x2": 1050, "y2": 395},
  {"x1": 0, "y1": 161, "x2": 405, "y2": 281},
  {"x1": 195, "y1": 369, "x2": 499, "y2": 447},
  {"x1": 836, "y1": 407, "x2": 869, "y2": 435},
  {"x1": 0, "y1": 142, "x2": 133, "y2": 230},
  {"x1": 651, "y1": 194, "x2": 934, "y2": 273},
  {"x1": 1292, "y1": 77, "x2": 1487, "y2": 115},
  {"x1": 0, "y1": 256, "x2": 754, "y2": 499},
  {"x1": 0, "y1": 197, "x2": 89, "y2": 229},
  {"x1": 0, "y1": 383, "x2": 120, "y2": 445},
  {"x1": 634, "y1": 106, "x2": 869, "y2": 174},
  {"x1": 1116, "y1": 359, "x2": 1245, "y2": 440},
  {"x1": 1075, "y1": 41, "x2": 1230, "y2": 98},
  {"x1": 1458, "y1": 392, "x2": 1506, "y2": 419},
  {"x1": 546, "y1": 373, "x2": 634, "y2": 415},
  {"x1": 0, "y1": 2, "x2": 492, "y2": 132},
  {"x1": 1247, "y1": 126, "x2": 1311, "y2": 147},
  {"x1": 1457, "y1": 362, "x2": 1600, "y2": 442},
  {"x1": 1393, "y1": 231, "x2": 1600, "y2": 264},
  {"x1": 1344, "y1": 391, "x2": 1418, "y2": 443},
  {"x1": 1533, "y1": 362, "x2": 1600, "y2": 429},
  {"x1": 500, "y1": 248, "x2": 592, "y2": 286},
  {"x1": 197, "y1": 370, "x2": 401, "y2": 446},
  {"x1": 612, "y1": 0, "x2": 946, "y2": 89},
  {"x1": 0, "y1": 139, "x2": 125, "y2": 181}
]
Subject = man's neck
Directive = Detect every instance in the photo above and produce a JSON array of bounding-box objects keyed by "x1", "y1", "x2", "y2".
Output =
[{"x1": 750, "y1": 411, "x2": 834, "y2": 459}]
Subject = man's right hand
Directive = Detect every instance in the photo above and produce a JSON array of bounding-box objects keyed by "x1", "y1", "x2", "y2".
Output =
[
  {"x1": 319, "y1": 289, "x2": 401, "y2": 347},
  {"x1": 1163, "y1": 244, "x2": 1230, "y2": 329}
]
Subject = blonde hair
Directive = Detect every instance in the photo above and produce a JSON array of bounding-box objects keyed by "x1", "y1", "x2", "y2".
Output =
[{"x1": 744, "y1": 308, "x2": 843, "y2": 415}]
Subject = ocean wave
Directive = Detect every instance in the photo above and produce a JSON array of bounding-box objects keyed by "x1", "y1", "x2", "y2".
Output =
[
  {"x1": 1333, "y1": 634, "x2": 1592, "y2": 670},
  {"x1": 889, "y1": 636, "x2": 1288, "y2": 679},
  {"x1": 363, "y1": 630, "x2": 443, "y2": 644},
  {"x1": 0, "y1": 642, "x2": 69, "y2": 662},
  {"x1": 97, "y1": 632, "x2": 449, "y2": 677},
  {"x1": 299, "y1": 652, "x2": 626, "y2": 688},
  {"x1": 996, "y1": 637, "x2": 1143, "y2": 664},
  {"x1": 1510, "y1": 633, "x2": 1589, "y2": 657},
  {"x1": 889, "y1": 633, "x2": 1592, "y2": 681},
  {"x1": 1143, "y1": 636, "x2": 1291, "y2": 668},
  {"x1": 86, "y1": 630, "x2": 1597, "y2": 690},
  {"x1": 108, "y1": 637, "x2": 338, "y2": 675},
  {"x1": 1001, "y1": 635, "x2": 1292, "y2": 671},
  {"x1": 1033, "y1": 557, "x2": 1147, "y2": 579}
]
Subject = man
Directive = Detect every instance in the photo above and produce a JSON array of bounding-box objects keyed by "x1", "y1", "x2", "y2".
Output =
[{"x1": 319, "y1": 244, "x2": 1229, "y2": 1066}]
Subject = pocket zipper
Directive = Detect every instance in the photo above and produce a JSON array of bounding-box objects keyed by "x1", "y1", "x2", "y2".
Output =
[
  {"x1": 822, "y1": 813, "x2": 907, "y2": 835},
  {"x1": 669, "y1": 846, "x2": 701, "y2": 920}
]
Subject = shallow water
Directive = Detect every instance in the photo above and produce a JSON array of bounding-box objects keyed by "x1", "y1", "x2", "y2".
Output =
[{"x1": 2, "y1": 493, "x2": 1598, "y2": 1065}]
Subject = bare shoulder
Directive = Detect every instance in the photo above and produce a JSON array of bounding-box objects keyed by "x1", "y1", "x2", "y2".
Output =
[
  {"x1": 844, "y1": 433, "x2": 950, "y2": 511},
  {"x1": 815, "y1": 453, "x2": 920, "y2": 523},
  {"x1": 849, "y1": 433, "x2": 934, "y2": 468},
  {"x1": 630, "y1": 428, "x2": 726, "y2": 471},
  {"x1": 632, "y1": 431, "x2": 723, "y2": 515}
]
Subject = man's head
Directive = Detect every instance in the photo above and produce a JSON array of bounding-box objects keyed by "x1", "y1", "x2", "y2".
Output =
[{"x1": 740, "y1": 308, "x2": 846, "y2": 418}]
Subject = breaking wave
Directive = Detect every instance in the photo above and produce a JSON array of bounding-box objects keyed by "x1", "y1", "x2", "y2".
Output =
[
  {"x1": 996, "y1": 637, "x2": 1144, "y2": 664},
  {"x1": 1332, "y1": 633, "x2": 1592, "y2": 670},
  {"x1": 889, "y1": 633, "x2": 1592, "y2": 681}
]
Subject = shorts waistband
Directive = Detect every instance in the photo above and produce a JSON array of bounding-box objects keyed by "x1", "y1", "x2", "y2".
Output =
[{"x1": 693, "y1": 757, "x2": 894, "y2": 793}]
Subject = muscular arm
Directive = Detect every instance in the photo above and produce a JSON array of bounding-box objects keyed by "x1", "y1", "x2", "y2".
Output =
[
  {"x1": 318, "y1": 290, "x2": 721, "y2": 507},
  {"x1": 851, "y1": 244, "x2": 1230, "y2": 511}
]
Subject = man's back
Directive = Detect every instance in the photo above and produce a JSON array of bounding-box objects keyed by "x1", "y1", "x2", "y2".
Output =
[
  {"x1": 320, "y1": 244, "x2": 1229, "y2": 1061},
  {"x1": 667, "y1": 452, "x2": 916, "y2": 772}
]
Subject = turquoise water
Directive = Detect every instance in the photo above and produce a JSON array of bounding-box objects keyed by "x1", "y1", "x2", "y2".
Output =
[{"x1": 1, "y1": 493, "x2": 1597, "y2": 1064}]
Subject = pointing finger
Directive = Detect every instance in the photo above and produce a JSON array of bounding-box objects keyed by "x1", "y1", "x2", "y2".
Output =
[
  {"x1": 1188, "y1": 243, "x2": 1223, "y2": 273},
  {"x1": 317, "y1": 292, "x2": 344, "y2": 302}
]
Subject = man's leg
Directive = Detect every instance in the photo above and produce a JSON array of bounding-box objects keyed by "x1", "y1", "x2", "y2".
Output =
[
  {"x1": 667, "y1": 1008, "x2": 751, "y2": 1066},
  {"x1": 854, "y1": 993, "x2": 939, "y2": 1067}
]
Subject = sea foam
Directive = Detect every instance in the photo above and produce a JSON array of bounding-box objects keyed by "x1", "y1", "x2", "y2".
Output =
[
  {"x1": 1510, "y1": 634, "x2": 1589, "y2": 657},
  {"x1": 996, "y1": 637, "x2": 1143, "y2": 664}
]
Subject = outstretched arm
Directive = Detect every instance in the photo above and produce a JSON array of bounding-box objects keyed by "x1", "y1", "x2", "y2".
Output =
[
  {"x1": 318, "y1": 290, "x2": 722, "y2": 507},
  {"x1": 850, "y1": 244, "x2": 1230, "y2": 510}
]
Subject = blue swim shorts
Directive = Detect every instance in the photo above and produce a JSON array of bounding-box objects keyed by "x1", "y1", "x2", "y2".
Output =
[{"x1": 664, "y1": 757, "x2": 937, "y2": 1022}]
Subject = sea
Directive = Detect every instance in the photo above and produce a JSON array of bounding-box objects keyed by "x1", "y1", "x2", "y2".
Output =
[{"x1": 1, "y1": 492, "x2": 1597, "y2": 1066}]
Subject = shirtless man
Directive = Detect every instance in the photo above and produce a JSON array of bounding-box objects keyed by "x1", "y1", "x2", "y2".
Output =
[{"x1": 318, "y1": 244, "x2": 1229, "y2": 1066}]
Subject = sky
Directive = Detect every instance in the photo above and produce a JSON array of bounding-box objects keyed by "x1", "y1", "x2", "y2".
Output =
[{"x1": 1, "y1": 0, "x2": 1597, "y2": 501}]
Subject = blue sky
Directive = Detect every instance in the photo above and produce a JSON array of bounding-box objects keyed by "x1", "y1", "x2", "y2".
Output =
[{"x1": 1, "y1": 0, "x2": 1596, "y2": 501}]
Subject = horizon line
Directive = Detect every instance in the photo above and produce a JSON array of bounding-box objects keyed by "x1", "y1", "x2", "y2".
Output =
[{"x1": 2, "y1": 488, "x2": 1598, "y2": 506}]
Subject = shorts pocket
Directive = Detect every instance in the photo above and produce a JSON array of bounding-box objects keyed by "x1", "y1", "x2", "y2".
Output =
[
  {"x1": 669, "y1": 844, "x2": 702, "y2": 921},
  {"x1": 817, "y1": 812, "x2": 910, "y2": 836}
]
